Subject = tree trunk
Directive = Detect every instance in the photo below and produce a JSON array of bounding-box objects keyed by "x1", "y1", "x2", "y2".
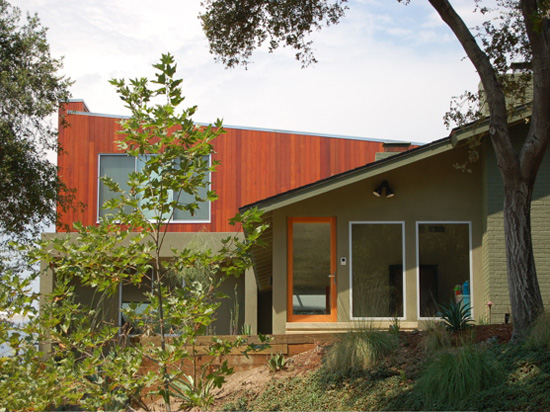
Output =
[
  {"x1": 503, "y1": 178, "x2": 544, "y2": 341},
  {"x1": 428, "y1": 0, "x2": 548, "y2": 342}
]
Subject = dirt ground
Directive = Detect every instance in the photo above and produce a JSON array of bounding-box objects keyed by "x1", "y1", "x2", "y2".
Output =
[{"x1": 141, "y1": 324, "x2": 513, "y2": 411}]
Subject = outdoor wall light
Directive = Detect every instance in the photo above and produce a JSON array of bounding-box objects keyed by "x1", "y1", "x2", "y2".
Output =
[{"x1": 373, "y1": 181, "x2": 395, "y2": 198}]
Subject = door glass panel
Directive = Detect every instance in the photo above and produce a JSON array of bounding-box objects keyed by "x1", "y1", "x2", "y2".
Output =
[
  {"x1": 292, "y1": 222, "x2": 331, "y2": 315},
  {"x1": 418, "y1": 223, "x2": 470, "y2": 317},
  {"x1": 351, "y1": 223, "x2": 404, "y2": 317}
]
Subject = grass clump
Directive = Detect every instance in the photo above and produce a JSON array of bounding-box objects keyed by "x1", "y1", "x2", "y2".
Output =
[
  {"x1": 323, "y1": 329, "x2": 398, "y2": 375},
  {"x1": 417, "y1": 344, "x2": 505, "y2": 408},
  {"x1": 526, "y1": 311, "x2": 550, "y2": 349},
  {"x1": 419, "y1": 322, "x2": 452, "y2": 354}
]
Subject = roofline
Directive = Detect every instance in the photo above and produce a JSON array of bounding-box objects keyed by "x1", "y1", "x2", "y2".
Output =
[
  {"x1": 240, "y1": 136, "x2": 451, "y2": 213},
  {"x1": 240, "y1": 105, "x2": 533, "y2": 214},
  {"x1": 64, "y1": 99, "x2": 91, "y2": 112},
  {"x1": 63, "y1": 108, "x2": 423, "y2": 145},
  {"x1": 449, "y1": 104, "x2": 531, "y2": 146}
]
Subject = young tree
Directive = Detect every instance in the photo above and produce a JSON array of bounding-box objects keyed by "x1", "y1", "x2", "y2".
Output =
[
  {"x1": 0, "y1": 0, "x2": 73, "y2": 245},
  {"x1": 0, "y1": 54, "x2": 267, "y2": 412},
  {"x1": 199, "y1": 0, "x2": 549, "y2": 340}
]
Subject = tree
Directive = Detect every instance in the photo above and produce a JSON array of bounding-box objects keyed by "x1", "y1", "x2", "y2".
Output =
[
  {"x1": 199, "y1": 0, "x2": 550, "y2": 340},
  {"x1": 0, "y1": 54, "x2": 267, "y2": 411},
  {"x1": 0, "y1": 0, "x2": 72, "y2": 244}
]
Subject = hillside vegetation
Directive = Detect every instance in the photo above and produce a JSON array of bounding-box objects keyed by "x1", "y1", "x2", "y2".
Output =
[{"x1": 215, "y1": 319, "x2": 550, "y2": 412}]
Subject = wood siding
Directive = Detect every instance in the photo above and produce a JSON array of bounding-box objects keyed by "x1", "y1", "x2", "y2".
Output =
[{"x1": 57, "y1": 104, "x2": 391, "y2": 233}]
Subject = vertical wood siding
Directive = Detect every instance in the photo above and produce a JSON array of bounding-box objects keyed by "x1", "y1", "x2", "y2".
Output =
[{"x1": 57, "y1": 107, "x2": 388, "y2": 233}]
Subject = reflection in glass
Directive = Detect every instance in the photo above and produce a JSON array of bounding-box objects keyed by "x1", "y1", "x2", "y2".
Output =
[
  {"x1": 292, "y1": 222, "x2": 331, "y2": 315},
  {"x1": 351, "y1": 223, "x2": 404, "y2": 318},
  {"x1": 418, "y1": 223, "x2": 470, "y2": 317}
]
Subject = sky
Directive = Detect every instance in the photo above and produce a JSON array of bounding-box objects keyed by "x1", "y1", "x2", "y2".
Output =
[{"x1": 12, "y1": 0, "x2": 492, "y2": 144}]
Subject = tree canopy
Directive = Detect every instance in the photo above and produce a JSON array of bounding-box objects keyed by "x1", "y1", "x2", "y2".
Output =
[
  {"x1": 200, "y1": 0, "x2": 550, "y2": 339},
  {"x1": 0, "y1": 0, "x2": 72, "y2": 243}
]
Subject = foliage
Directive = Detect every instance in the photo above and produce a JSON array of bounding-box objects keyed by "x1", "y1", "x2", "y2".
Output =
[
  {"x1": 170, "y1": 372, "x2": 218, "y2": 408},
  {"x1": 526, "y1": 311, "x2": 550, "y2": 349},
  {"x1": 0, "y1": 0, "x2": 73, "y2": 244},
  {"x1": 218, "y1": 329, "x2": 550, "y2": 412},
  {"x1": 438, "y1": 299, "x2": 473, "y2": 333},
  {"x1": 240, "y1": 323, "x2": 252, "y2": 335},
  {"x1": 417, "y1": 345, "x2": 505, "y2": 408},
  {"x1": 389, "y1": 314, "x2": 400, "y2": 335},
  {"x1": 267, "y1": 353, "x2": 288, "y2": 373},
  {"x1": 419, "y1": 322, "x2": 452, "y2": 354},
  {"x1": 199, "y1": 0, "x2": 348, "y2": 68},
  {"x1": 229, "y1": 284, "x2": 240, "y2": 335},
  {"x1": 323, "y1": 329, "x2": 398, "y2": 375},
  {"x1": 0, "y1": 54, "x2": 268, "y2": 412}
]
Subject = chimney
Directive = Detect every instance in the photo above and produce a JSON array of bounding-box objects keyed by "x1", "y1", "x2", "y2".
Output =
[{"x1": 375, "y1": 142, "x2": 412, "y2": 161}]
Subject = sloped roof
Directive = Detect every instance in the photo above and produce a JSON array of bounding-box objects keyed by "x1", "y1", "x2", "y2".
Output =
[{"x1": 240, "y1": 106, "x2": 532, "y2": 214}]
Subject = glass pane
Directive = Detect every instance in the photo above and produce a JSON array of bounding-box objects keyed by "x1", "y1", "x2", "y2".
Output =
[
  {"x1": 173, "y1": 188, "x2": 209, "y2": 221},
  {"x1": 98, "y1": 155, "x2": 134, "y2": 218},
  {"x1": 351, "y1": 223, "x2": 403, "y2": 317},
  {"x1": 418, "y1": 223, "x2": 470, "y2": 317},
  {"x1": 292, "y1": 222, "x2": 331, "y2": 315},
  {"x1": 136, "y1": 154, "x2": 210, "y2": 222},
  {"x1": 174, "y1": 155, "x2": 210, "y2": 221}
]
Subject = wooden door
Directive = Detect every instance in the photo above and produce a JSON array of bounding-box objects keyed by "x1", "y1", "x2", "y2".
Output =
[{"x1": 287, "y1": 217, "x2": 337, "y2": 322}]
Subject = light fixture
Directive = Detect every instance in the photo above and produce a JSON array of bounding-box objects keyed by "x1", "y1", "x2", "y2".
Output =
[{"x1": 372, "y1": 181, "x2": 394, "y2": 198}]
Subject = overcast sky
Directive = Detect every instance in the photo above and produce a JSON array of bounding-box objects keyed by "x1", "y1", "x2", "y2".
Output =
[{"x1": 13, "y1": 0, "x2": 491, "y2": 143}]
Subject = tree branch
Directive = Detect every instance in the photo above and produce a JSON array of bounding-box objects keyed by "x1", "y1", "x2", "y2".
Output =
[
  {"x1": 428, "y1": 0, "x2": 519, "y2": 175},
  {"x1": 518, "y1": 0, "x2": 550, "y2": 181}
]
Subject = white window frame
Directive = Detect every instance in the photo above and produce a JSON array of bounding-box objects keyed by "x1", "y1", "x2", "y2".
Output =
[
  {"x1": 97, "y1": 153, "x2": 212, "y2": 224},
  {"x1": 349, "y1": 221, "x2": 406, "y2": 321},
  {"x1": 415, "y1": 221, "x2": 473, "y2": 320}
]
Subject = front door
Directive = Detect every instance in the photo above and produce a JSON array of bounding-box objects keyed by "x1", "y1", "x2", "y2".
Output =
[{"x1": 287, "y1": 217, "x2": 337, "y2": 322}]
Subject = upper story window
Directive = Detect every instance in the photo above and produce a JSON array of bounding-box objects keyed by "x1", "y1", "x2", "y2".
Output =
[{"x1": 98, "y1": 154, "x2": 211, "y2": 223}]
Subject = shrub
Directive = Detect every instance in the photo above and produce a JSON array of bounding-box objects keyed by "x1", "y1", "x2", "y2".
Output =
[
  {"x1": 438, "y1": 299, "x2": 473, "y2": 332},
  {"x1": 526, "y1": 311, "x2": 550, "y2": 349},
  {"x1": 267, "y1": 353, "x2": 288, "y2": 372},
  {"x1": 420, "y1": 322, "x2": 451, "y2": 354},
  {"x1": 417, "y1": 345, "x2": 505, "y2": 407},
  {"x1": 324, "y1": 329, "x2": 398, "y2": 375}
]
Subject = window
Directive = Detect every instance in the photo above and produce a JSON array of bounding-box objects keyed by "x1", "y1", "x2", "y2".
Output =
[
  {"x1": 350, "y1": 222, "x2": 405, "y2": 318},
  {"x1": 417, "y1": 222, "x2": 472, "y2": 318},
  {"x1": 98, "y1": 154, "x2": 211, "y2": 222}
]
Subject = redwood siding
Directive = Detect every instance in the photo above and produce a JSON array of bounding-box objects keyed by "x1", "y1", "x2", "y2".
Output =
[{"x1": 57, "y1": 109, "x2": 386, "y2": 233}]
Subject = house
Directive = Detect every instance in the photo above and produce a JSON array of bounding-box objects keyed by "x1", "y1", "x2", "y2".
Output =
[
  {"x1": 241, "y1": 106, "x2": 550, "y2": 334},
  {"x1": 41, "y1": 99, "x2": 415, "y2": 335},
  {"x1": 43, "y1": 101, "x2": 549, "y2": 336}
]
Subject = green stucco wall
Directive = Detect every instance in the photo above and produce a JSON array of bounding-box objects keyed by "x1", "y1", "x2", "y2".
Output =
[
  {"x1": 40, "y1": 232, "x2": 258, "y2": 336},
  {"x1": 271, "y1": 144, "x2": 485, "y2": 334}
]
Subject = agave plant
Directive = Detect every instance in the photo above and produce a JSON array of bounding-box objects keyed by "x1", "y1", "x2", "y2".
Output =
[
  {"x1": 438, "y1": 299, "x2": 473, "y2": 332},
  {"x1": 267, "y1": 353, "x2": 288, "y2": 372}
]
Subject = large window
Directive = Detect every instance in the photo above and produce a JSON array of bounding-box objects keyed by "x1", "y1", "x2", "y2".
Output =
[
  {"x1": 98, "y1": 154, "x2": 210, "y2": 222},
  {"x1": 417, "y1": 222, "x2": 472, "y2": 318},
  {"x1": 350, "y1": 222, "x2": 405, "y2": 318}
]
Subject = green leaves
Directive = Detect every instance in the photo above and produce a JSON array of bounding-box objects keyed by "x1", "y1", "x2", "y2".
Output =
[
  {"x1": 437, "y1": 299, "x2": 473, "y2": 333},
  {"x1": 200, "y1": 0, "x2": 348, "y2": 67},
  {"x1": 0, "y1": 53, "x2": 269, "y2": 411},
  {"x1": 0, "y1": 0, "x2": 73, "y2": 243}
]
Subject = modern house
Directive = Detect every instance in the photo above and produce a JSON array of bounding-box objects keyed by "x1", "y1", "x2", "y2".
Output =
[
  {"x1": 42, "y1": 100, "x2": 550, "y2": 335},
  {"x1": 241, "y1": 106, "x2": 550, "y2": 334},
  {"x1": 41, "y1": 99, "x2": 414, "y2": 335}
]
